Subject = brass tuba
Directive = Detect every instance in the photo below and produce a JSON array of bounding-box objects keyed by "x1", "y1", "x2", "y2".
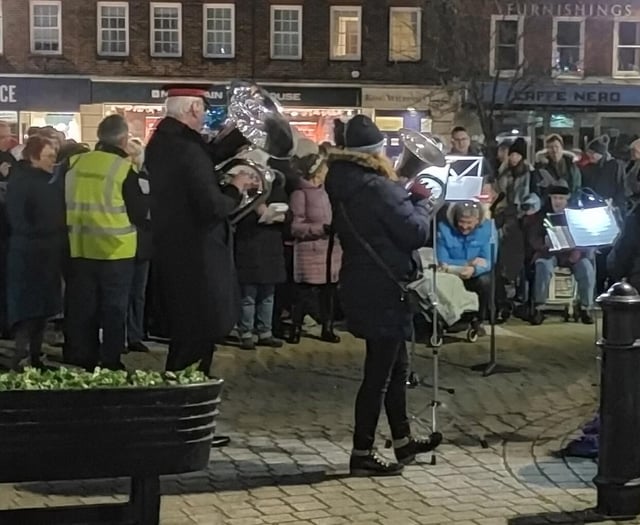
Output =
[
  {"x1": 215, "y1": 80, "x2": 295, "y2": 224},
  {"x1": 396, "y1": 129, "x2": 449, "y2": 206}
]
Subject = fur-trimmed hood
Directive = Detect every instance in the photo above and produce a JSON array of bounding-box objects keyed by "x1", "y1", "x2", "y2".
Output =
[
  {"x1": 534, "y1": 149, "x2": 579, "y2": 165},
  {"x1": 326, "y1": 148, "x2": 398, "y2": 181}
]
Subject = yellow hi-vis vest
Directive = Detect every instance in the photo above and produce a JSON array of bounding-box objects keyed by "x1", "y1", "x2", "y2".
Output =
[{"x1": 65, "y1": 150, "x2": 137, "y2": 260}]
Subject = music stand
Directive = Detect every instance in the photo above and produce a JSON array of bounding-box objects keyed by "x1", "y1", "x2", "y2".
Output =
[{"x1": 469, "y1": 221, "x2": 521, "y2": 376}]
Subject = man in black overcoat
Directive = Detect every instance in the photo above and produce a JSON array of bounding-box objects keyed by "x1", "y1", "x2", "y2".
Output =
[{"x1": 145, "y1": 86, "x2": 252, "y2": 375}]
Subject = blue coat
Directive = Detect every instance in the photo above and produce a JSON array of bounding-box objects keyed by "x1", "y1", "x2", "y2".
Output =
[
  {"x1": 325, "y1": 150, "x2": 431, "y2": 340},
  {"x1": 436, "y1": 217, "x2": 493, "y2": 277}
]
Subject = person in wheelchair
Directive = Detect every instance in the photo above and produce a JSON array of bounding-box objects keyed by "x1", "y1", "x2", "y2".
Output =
[
  {"x1": 436, "y1": 201, "x2": 493, "y2": 335},
  {"x1": 523, "y1": 181, "x2": 595, "y2": 325}
]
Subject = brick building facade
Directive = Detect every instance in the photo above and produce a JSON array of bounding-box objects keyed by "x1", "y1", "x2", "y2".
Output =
[{"x1": 0, "y1": 0, "x2": 639, "y2": 150}]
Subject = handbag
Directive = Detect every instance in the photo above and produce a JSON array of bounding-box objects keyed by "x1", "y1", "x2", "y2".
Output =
[{"x1": 338, "y1": 202, "x2": 422, "y2": 313}]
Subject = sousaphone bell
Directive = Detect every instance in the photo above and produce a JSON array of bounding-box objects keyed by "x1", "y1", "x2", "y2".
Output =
[
  {"x1": 215, "y1": 80, "x2": 295, "y2": 224},
  {"x1": 396, "y1": 128, "x2": 448, "y2": 206}
]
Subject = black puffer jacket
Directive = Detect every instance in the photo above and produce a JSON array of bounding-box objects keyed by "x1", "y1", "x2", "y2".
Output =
[
  {"x1": 608, "y1": 203, "x2": 640, "y2": 290},
  {"x1": 325, "y1": 149, "x2": 431, "y2": 340}
]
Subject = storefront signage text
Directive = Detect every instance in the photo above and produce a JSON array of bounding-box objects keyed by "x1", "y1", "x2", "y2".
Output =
[
  {"x1": 514, "y1": 89, "x2": 621, "y2": 104},
  {"x1": 0, "y1": 85, "x2": 17, "y2": 104},
  {"x1": 150, "y1": 89, "x2": 226, "y2": 101},
  {"x1": 269, "y1": 91, "x2": 302, "y2": 102},
  {"x1": 362, "y1": 88, "x2": 433, "y2": 110},
  {"x1": 498, "y1": 3, "x2": 633, "y2": 17},
  {"x1": 483, "y1": 81, "x2": 640, "y2": 107}
]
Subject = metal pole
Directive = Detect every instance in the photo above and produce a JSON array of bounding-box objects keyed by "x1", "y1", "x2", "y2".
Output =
[{"x1": 594, "y1": 281, "x2": 640, "y2": 519}]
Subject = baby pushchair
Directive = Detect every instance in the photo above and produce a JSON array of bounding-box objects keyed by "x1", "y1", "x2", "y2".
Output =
[{"x1": 408, "y1": 248, "x2": 482, "y2": 347}]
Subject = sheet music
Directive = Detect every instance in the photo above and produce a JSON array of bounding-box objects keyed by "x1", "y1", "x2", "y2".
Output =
[
  {"x1": 445, "y1": 176, "x2": 484, "y2": 201},
  {"x1": 547, "y1": 226, "x2": 574, "y2": 251},
  {"x1": 565, "y1": 207, "x2": 620, "y2": 247}
]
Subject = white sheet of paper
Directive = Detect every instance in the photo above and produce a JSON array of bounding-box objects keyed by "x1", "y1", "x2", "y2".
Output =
[
  {"x1": 259, "y1": 203, "x2": 289, "y2": 224},
  {"x1": 445, "y1": 176, "x2": 484, "y2": 201},
  {"x1": 565, "y1": 207, "x2": 620, "y2": 247}
]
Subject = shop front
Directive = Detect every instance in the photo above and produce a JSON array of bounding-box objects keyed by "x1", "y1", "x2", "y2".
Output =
[
  {"x1": 483, "y1": 81, "x2": 640, "y2": 159},
  {"x1": 362, "y1": 86, "x2": 457, "y2": 159},
  {"x1": 261, "y1": 85, "x2": 361, "y2": 143},
  {"x1": 89, "y1": 81, "x2": 361, "y2": 145},
  {"x1": 89, "y1": 81, "x2": 228, "y2": 143},
  {"x1": 0, "y1": 76, "x2": 90, "y2": 142}
]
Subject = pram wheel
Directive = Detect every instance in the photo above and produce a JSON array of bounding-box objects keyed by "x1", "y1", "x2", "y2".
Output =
[
  {"x1": 466, "y1": 329, "x2": 479, "y2": 343},
  {"x1": 530, "y1": 309, "x2": 544, "y2": 326},
  {"x1": 429, "y1": 334, "x2": 443, "y2": 348}
]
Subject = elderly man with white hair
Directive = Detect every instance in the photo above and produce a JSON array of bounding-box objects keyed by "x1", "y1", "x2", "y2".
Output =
[{"x1": 145, "y1": 86, "x2": 252, "y2": 381}]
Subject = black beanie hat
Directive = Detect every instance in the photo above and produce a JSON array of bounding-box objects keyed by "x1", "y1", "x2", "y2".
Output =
[
  {"x1": 508, "y1": 137, "x2": 527, "y2": 159},
  {"x1": 343, "y1": 115, "x2": 385, "y2": 153},
  {"x1": 587, "y1": 136, "x2": 608, "y2": 156},
  {"x1": 548, "y1": 179, "x2": 570, "y2": 196}
]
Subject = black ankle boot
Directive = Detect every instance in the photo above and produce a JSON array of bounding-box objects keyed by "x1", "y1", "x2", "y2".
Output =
[
  {"x1": 287, "y1": 325, "x2": 302, "y2": 344},
  {"x1": 394, "y1": 433, "x2": 443, "y2": 465},
  {"x1": 321, "y1": 323, "x2": 340, "y2": 343},
  {"x1": 349, "y1": 451, "x2": 404, "y2": 477}
]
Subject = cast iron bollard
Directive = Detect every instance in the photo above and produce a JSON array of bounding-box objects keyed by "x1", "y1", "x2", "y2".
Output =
[{"x1": 594, "y1": 281, "x2": 640, "y2": 519}]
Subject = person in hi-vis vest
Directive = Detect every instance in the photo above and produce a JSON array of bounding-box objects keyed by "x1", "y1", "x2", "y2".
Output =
[{"x1": 63, "y1": 115, "x2": 147, "y2": 370}]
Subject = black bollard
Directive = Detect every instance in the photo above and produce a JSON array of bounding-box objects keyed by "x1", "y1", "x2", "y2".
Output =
[{"x1": 594, "y1": 281, "x2": 640, "y2": 519}]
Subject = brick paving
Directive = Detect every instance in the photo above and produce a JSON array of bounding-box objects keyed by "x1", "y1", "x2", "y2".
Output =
[{"x1": 2, "y1": 318, "x2": 640, "y2": 524}]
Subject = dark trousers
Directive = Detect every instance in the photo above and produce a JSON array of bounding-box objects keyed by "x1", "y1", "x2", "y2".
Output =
[
  {"x1": 64, "y1": 258, "x2": 134, "y2": 369},
  {"x1": 292, "y1": 283, "x2": 337, "y2": 330},
  {"x1": 127, "y1": 259, "x2": 150, "y2": 344},
  {"x1": 14, "y1": 317, "x2": 47, "y2": 365},
  {"x1": 353, "y1": 338, "x2": 411, "y2": 451},
  {"x1": 166, "y1": 340, "x2": 215, "y2": 377},
  {"x1": 463, "y1": 273, "x2": 492, "y2": 322},
  {"x1": 595, "y1": 248, "x2": 611, "y2": 296}
]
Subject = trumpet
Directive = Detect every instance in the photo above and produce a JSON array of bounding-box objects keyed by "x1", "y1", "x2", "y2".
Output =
[{"x1": 214, "y1": 80, "x2": 295, "y2": 224}]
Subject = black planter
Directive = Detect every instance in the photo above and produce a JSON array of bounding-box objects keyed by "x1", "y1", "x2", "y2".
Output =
[{"x1": 0, "y1": 380, "x2": 223, "y2": 525}]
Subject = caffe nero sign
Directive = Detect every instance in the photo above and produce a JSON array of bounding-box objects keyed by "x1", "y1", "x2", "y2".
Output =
[
  {"x1": 484, "y1": 82, "x2": 640, "y2": 107},
  {"x1": 92, "y1": 82, "x2": 361, "y2": 108}
]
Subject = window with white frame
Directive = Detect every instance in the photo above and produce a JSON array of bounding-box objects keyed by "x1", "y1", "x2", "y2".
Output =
[
  {"x1": 490, "y1": 15, "x2": 523, "y2": 74},
  {"x1": 150, "y1": 2, "x2": 182, "y2": 57},
  {"x1": 614, "y1": 20, "x2": 640, "y2": 75},
  {"x1": 552, "y1": 17, "x2": 584, "y2": 75},
  {"x1": 30, "y1": 0, "x2": 62, "y2": 54},
  {"x1": 203, "y1": 3, "x2": 234, "y2": 58},
  {"x1": 97, "y1": 2, "x2": 129, "y2": 56},
  {"x1": 389, "y1": 7, "x2": 421, "y2": 62},
  {"x1": 330, "y1": 6, "x2": 362, "y2": 61},
  {"x1": 271, "y1": 5, "x2": 302, "y2": 60}
]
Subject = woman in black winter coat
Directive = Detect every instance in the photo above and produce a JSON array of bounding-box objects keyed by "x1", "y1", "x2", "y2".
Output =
[
  {"x1": 325, "y1": 115, "x2": 441, "y2": 477},
  {"x1": 234, "y1": 155, "x2": 289, "y2": 350},
  {"x1": 6, "y1": 136, "x2": 66, "y2": 369}
]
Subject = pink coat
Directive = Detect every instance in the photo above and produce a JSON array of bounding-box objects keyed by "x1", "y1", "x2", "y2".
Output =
[{"x1": 290, "y1": 179, "x2": 342, "y2": 284}]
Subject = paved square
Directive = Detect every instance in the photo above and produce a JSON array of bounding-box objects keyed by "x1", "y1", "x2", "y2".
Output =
[{"x1": 2, "y1": 319, "x2": 639, "y2": 524}]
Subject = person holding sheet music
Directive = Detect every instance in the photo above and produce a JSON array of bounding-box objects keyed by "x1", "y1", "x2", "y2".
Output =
[{"x1": 523, "y1": 181, "x2": 595, "y2": 325}]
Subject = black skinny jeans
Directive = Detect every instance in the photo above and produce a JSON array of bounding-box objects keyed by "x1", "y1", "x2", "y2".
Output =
[
  {"x1": 353, "y1": 337, "x2": 411, "y2": 451},
  {"x1": 292, "y1": 283, "x2": 336, "y2": 328}
]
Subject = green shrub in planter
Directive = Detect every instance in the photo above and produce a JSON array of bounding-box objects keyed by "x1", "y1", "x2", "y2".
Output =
[{"x1": 0, "y1": 364, "x2": 208, "y2": 391}]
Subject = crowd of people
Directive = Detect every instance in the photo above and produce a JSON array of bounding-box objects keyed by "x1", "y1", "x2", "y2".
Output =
[{"x1": 2, "y1": 90, "x2": 640, "y2": 477}]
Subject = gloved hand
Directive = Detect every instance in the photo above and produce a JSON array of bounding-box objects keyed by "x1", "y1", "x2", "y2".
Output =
[{"x1": 407, "y1": 180, "x2": 433, "y2": 203}]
